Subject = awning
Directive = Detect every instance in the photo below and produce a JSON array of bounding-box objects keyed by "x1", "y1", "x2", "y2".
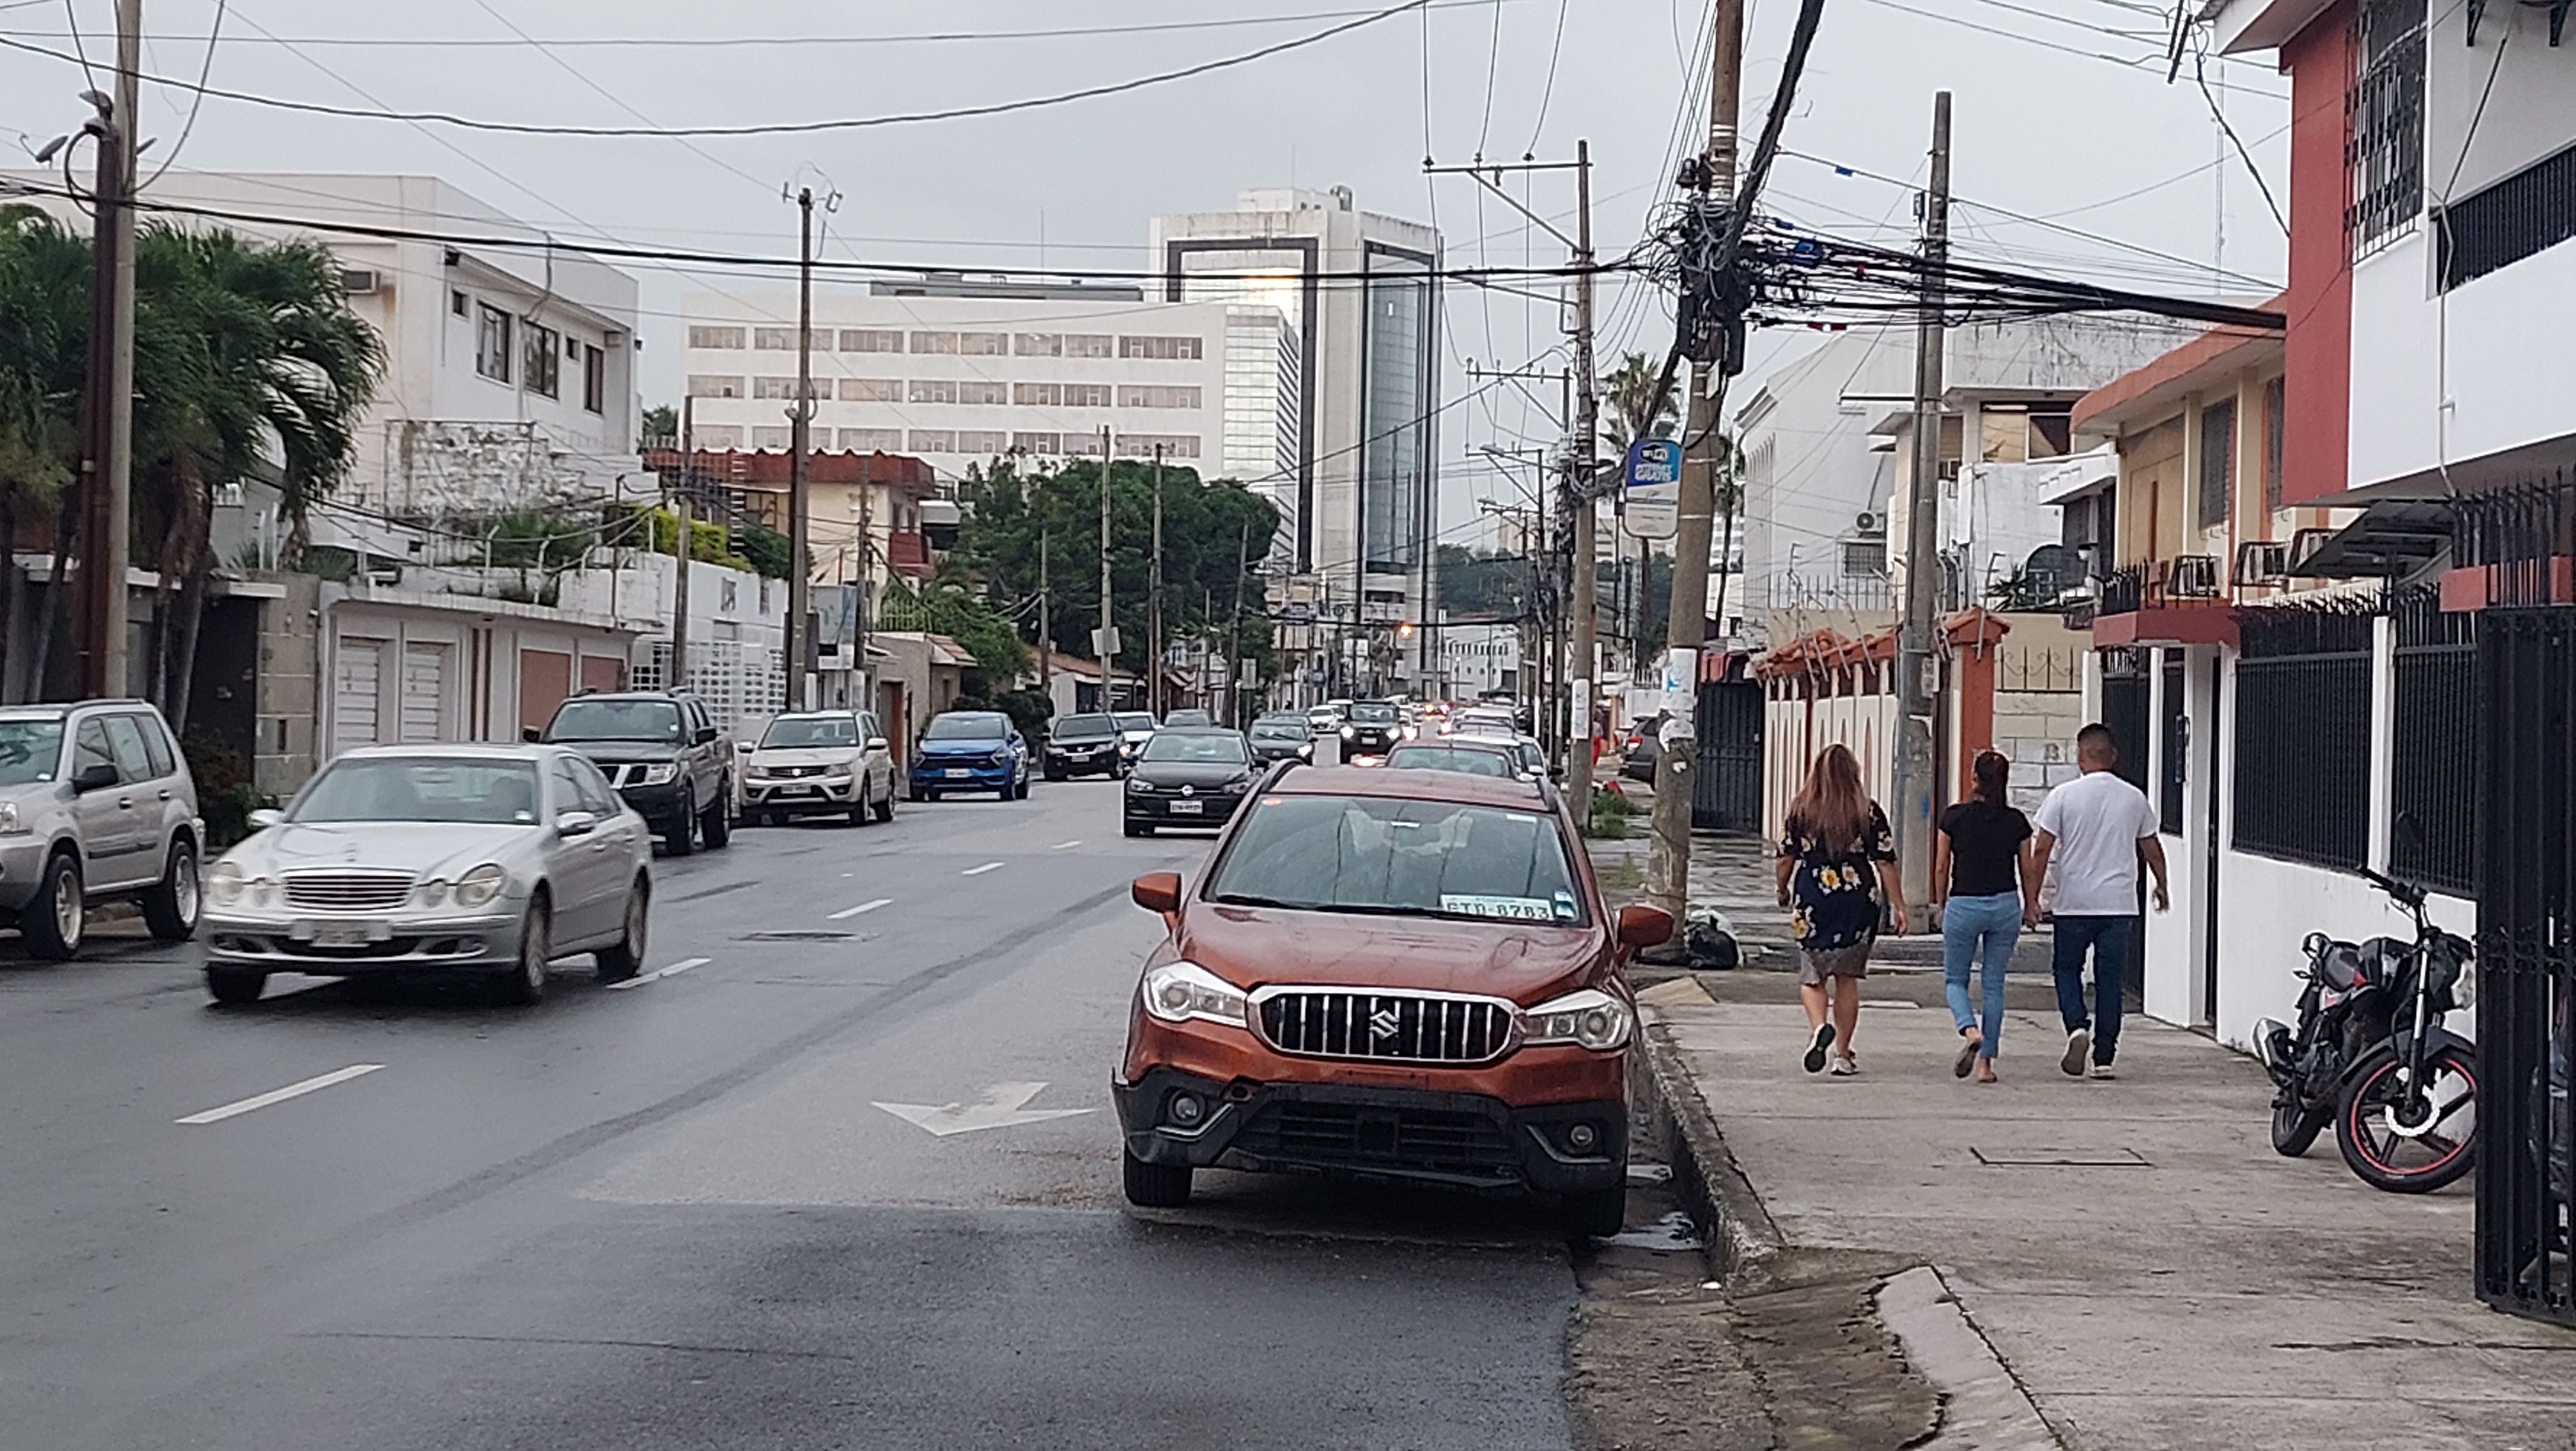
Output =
[{"x1": 2287, "y1": 499, "x2": 2453, "y2": 580}]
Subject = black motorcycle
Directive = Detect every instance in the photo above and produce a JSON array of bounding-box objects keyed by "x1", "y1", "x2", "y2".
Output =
[{"x1": 2254, "y1": 866, "x2": 2480, "y2": 1194}]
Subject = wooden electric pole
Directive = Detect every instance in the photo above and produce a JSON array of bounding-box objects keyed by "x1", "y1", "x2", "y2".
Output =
[
  {"x1": 786, "y1": 185, "x2": 816, "y2": 712},
  {"x1": 1567, "y1": 138, "x2": 1600, "y2": 813},
  {"x1": 673, "y1": 396, "x2": 695, "y2": 690},
  {"x1": 1097, "y1": 426, "x2": 1117, "y2": 708},
  {"x1": 1148, "y1": 444, "x2": 1165, "y2": 718},
  {"x1": 1894, "y1": 92, "x2": 1954, "y2": 915}
]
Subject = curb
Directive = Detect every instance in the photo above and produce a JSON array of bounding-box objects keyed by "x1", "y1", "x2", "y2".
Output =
[{"x1": 1633, "y1": 990, "x2": 1783, "y2": 1279}]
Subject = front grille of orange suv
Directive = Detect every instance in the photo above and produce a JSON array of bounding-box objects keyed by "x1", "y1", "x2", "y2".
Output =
[{"x1": 1253, "y1": 988, "x2": 1518, "y2": 1065}]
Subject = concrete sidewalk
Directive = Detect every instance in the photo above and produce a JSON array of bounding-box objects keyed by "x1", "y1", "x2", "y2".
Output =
[{"x1": 1618, "y1": 832, "x2": 2576, "y2": 1450}]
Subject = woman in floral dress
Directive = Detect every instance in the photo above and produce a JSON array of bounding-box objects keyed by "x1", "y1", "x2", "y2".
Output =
[{"x1": 1774, "y1": 743, "x2": 1909, "y2": 1075}]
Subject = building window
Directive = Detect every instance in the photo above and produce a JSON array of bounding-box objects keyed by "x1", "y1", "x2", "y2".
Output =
[
  {"x1": 1014, "y1": 381, "x2": 1113, "y2": 407},
  {"x1": 1010, "y1": 431, "x2": 1062, "y2": 455},
  {"x1": 957, "y1": 380, "x2": 1007, "y2": 406},
  {"x1": 2438, "y1": 145, "x2": 2576, "y2": 291},
  {"x1": 2197, "y1": 397, "x2": 2235, "y2": 532},
  {"x1": 1119, "y1": 335, "x2": 1203, "y2": 361},
  {"x1": 954, "y1": 430, "x2": 1008, "y2": 454},
  {"x1": 451, "y1": 289, "x2": 470, "y2": 318},
  {"x1": 2029, "y1": 409, "x2": 2074, "y2": 459},
  {"x1": 2261, "y1": 377, "x2": 2285, "y2": 512},
  {"x1": 1119, "y1": 385, "x2": 1203, "y2": 410},
  {"x1": 838, "y1": 377, "x2": 901, "y2": 402},
  {"x1": 2349, "y1": 0, "x2": 2426, "y2": 260},
  {"x1": 908, "y1": 429, "x2": 958, "y2": 452},
  {"x1": 1113, "y1": 433, "x2": 1201, "y2": 459},
  {"x1": 476, "y1": 304, "x2": 513, "y2": 383},
  {"x1": 753, "y1": 327, "x2": 799, "y2": 350},
  {"x1": 1840, "y1": 539, "x2": 1887, "y2": 576},
  {"x1": 839, "y1": 328, "x2": 903, "y2": 353},
  {"x1": 693, "y1": 424, "x2": 743, "y2": 449},
  {"x1": 1064, "y1": 333, "x2": 1114, "y2": 358},
  {"x1": 753, "y1": 376, "x2": 800, "y2": 400},
  {"x1": 752, "y1": 425, "x2": 795, "y2": 450},
  {"x1": 908, "y1": 378, "x2": 958, "y2": 405},
  {"x1": 838, "y1": 427, "x2": 903, "y2": 452},
  {"x1": 910, "y1": 330, "x2": 960, "y2": 354},
  {"x1": 582, "y1": 344, "x2": 606, "y2": 413},
  {"x1": 957, "y1": 332, "x2": 1008, "y2": 356},
  {"x1": 1015, "y1": 333, "x2": 1062, "y2": 357},
  {"x1": 523, "y1": 322, "x2": 562, "y2": 398},
  {"x1": 687, "y1": 325, "x2": 745, "y2": 349},
  {"x1": 686, "y1": 374, "x2": 743, "y2": 399}
]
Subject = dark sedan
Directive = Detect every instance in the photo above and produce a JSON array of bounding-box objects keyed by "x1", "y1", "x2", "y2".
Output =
[
  {"x1": 1247, "y1": 713, "x2": 1315, "y2": 766},
  {"x1": 1123, "y1": 728, "x2": 1256, "y2": 837},
  {"x1": 1043, "y1": 712, "x2": 1126, "y2": 780}
]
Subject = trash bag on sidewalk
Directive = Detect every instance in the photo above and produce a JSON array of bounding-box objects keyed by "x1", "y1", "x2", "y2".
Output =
[{"x1": 1681, "y1": 905, "x2": 1739, "y2": 971}]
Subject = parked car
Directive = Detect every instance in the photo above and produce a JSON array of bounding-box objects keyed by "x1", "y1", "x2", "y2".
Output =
[
  {"x1": 1114, "y1": 765, "x2": 1672, "y2": 1233},
  {"x1": 1339, "y1": 699, "x2": 1407, "y2": 758},
  {"x1": 1621, "y1": 730, "x2": 1661, "y2": 782},
  {"x1": 1384, "y1": 738, "x2": 1527, "y2": 780},
  {"x1": 909, "y1": 710, "x2": 1032, "y2": 801},
  {"x1": 534, "y1": 690, "x2": 734, "y2": 855},
  {"x1": 1247, "y1": 713, "x2": 1315, "y2": 766},
  {"x1": 742, "y1": 710, "x2": 896, "y2": 826},
  {"x1": 1306, "y1": 702, "x2": 1345, "y2": 734},
  {"x1": 1044, "y1": 712, "x2": 1127, "y2": 780},
  {"x1": 1163, "y1": 708, "x2": 1215, "y2": 727},
  {"x1": 0, "y1": 700, "x2": 203, "y2": 960},
  {"x1": 201, "y1": 744, "x2": 653, "y2": 1005},
  {"x1": 1123, "y1": 728, "x2": 1256, "y2": 837},
  {"x1": 1114, "y1": 711, "x2": 1159, "y2": 768}
]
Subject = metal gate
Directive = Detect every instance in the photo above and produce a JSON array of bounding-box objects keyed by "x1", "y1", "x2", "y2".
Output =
[
  {"x1": 2099, "y1": 649, "x2": 2151, "y2": 793},
  {"x1": 2476, "y1": 607, "x2": 2576, "y2": 1327},
  {"x1": 1692, "y1": 680, "x2": 1763, "y2": 831}
]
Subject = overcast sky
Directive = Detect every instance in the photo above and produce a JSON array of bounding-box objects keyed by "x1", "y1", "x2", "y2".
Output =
[{"x1": 3, "y1": 0, "x2": 2290, "y2": 544}]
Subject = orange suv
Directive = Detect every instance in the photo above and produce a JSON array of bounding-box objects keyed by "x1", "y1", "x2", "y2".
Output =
[{"x1": 1114, "y1": 764, "x2": 1672, "y2": 1235}]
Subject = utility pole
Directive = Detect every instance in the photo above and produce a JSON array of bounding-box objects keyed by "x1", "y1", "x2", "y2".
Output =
[
  {"x1": 1646, "y1": 0, "x2": 1744, "y2": 923},
  {"x1": 672, "y1": 396, "x2": 695, "y2": 690},
  {"x1": 1566, "y1": 138, "x2": 1600, "y2": 813},
  {"x1": 1228, "y1": 518, "x2": 1250, "y2": 728},
  {"x1": 855, "y1": 454, "x2": 873, "y2": 704},
  {"x1": 786, "y1": 185, "x2": 816, "y2": 713},
  {"x1": 1894, "y1": 92, "x2": 1954, "y2": 917},
  {"x1": 1097, "y1": 426, "x2": 1116, "y2": 708},
  {"x1": 1148, "y1": 444, "x2": 1165, "y2": 718},
  {"x1": 76, "y1": 0, "x2": 140, "y2": 699},
  {"x1": 1037, "y1": 524, "x2": 1051, "y2": 690}
]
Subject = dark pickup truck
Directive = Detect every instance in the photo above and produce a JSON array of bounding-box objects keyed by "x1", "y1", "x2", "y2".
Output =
[{"x1": 533, "y1": 690, "x2": 735, "y2": 854}]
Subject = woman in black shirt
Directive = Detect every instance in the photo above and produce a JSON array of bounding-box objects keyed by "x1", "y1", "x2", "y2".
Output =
[{"x1": 1931, "y1": 750, "x2": 2038, "y2": 1083}]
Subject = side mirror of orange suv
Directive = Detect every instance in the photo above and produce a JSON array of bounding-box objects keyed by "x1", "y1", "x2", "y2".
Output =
[
  {"x1": 1131, "y1": 871, "x2": 1182, "y2": 916},
  {"x1": 1616, "y1": 903, "x2": 1674, "y2": 951}
]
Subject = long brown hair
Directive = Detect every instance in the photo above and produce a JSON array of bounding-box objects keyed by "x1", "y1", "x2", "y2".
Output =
[
  {"x1": 1970, "y1": 749, "x2": 2011, "y2": 807},
  {"x1": 1789, "y1": 743, "x2": 1873, "y2": 854}
]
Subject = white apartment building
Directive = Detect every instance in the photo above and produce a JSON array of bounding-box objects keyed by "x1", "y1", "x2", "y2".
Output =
[
  {"x1": 677, "y1": 278, "x2": 1261, "y2": 487},
  {"x1": 0, "y1": 173, "x2": 648, "y2": 526},
  {"x1": 1440, "y1": 621, "x2": 1523, "y2": 699},
  {"x1": 1153, "y1": 187, "x2": 1444, "y2": 691}
]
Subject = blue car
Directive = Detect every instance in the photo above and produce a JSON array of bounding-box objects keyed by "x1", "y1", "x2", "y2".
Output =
[{"x1": 908, "y1": 710, "x2": 1033, "y2": 801}]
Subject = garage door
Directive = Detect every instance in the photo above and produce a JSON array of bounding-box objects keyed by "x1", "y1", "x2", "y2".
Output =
[
  {"x1": 399, "y1": 641, "x2": 450, "y2": 743},
  {"x1": 334, "y1": 638, "x2": 386, "y2": 755},
  {"x1": 519, "y1": 649, "x2": 573, "y2": 739}
]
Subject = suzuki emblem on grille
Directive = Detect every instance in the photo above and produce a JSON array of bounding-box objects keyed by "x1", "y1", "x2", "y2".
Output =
[{"x1": 1368, "y1": 1005, "x2": 1401, "y2": 1042}]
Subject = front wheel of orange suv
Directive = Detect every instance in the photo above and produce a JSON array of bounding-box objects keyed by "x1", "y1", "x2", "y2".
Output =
[
  {"x1": 1123, "y1": 1147, "x2": 1192, "y2": 1208},
  {"x1": 1562, "y1": 1181, "x2": 1627, "y2": 1238}
]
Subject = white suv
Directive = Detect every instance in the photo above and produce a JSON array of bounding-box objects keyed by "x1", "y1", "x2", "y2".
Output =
[
  {"x1": 742, "y1": 710, "x2": 896, "y2": 826},
  {"x1": 0, "y1": 700, "x2": 203, "y2": 958}
]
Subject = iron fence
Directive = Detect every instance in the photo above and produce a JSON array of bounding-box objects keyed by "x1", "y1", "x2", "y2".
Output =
[
  {"x1": 2475, "y1": 608, "x2": 2576, "y2": 1328},
  {"x1": 2451, "y1": 471, "x2": 2576, "y2": 605},
  {"x1": 2232, "y1": 605, "x2": 2374, "y2": 871},
  {"x1": 2391, "y1": 587, "x2": 2477, "y2": 895}
]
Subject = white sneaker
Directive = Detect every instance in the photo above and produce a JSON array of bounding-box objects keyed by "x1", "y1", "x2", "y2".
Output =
[
  {"x1": 2060, "y1": 1029, "x2": 2091, "y2": 1078},
  {"x1": 1828, "y1": 1053, "x2": 1858, "y2": 1077},
  {"x1": 2088, "y1": 1062, "x2": 2118, "y2": 1080}
]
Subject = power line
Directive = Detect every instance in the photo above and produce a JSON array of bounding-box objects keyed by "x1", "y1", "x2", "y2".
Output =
[
  {"x1": 138, "y1": 0, "x2": 225, "y2": 188},
  {"x1": 0, "y1": 0, "x2": 1440, "y2": 138}
]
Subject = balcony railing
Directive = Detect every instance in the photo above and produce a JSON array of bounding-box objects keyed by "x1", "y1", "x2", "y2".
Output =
[{"x1": 2097, "y1": 556, "x2": 2224, "y2": 615}]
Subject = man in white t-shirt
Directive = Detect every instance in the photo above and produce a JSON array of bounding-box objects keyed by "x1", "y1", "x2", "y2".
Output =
[{"x1": 2030, "y1": 724, "x2": 2169, "y2": 1080}]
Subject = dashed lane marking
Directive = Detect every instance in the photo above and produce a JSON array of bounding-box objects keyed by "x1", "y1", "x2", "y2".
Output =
[
  {"x1": 607, "y1": 956, "x2": 712, "y2": 991},
  {"x1": 177, "y1": 1064, "x2": 386, "y2": 1125},
  {"x1": 960, "y1": 861, "x2": 1006, "y2": 877},
  {"x1": 1051, "y1": 840, "x2": 1082, "y2": 850},
  {"x1": 828, "y1": 898, "x2": 894, "y2": 920}
]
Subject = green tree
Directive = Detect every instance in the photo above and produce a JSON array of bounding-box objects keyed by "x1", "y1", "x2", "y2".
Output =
[
  {"x1": 0, "y1": 207, "x2": 84, "y2": 698},
  {"x1": 640, "y1": 403, "x2": 679, "y2": 450},
  {"x1": 1599, "y1": 351, "x2": 1679, "y2": 462}
]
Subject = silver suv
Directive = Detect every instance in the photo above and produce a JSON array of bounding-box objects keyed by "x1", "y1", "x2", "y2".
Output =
[{"x1": 0, "y1": 700, "x2": 203, "y2": 958}]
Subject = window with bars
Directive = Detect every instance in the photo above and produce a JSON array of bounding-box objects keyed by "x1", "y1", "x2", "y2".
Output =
[
  {"x1": 2348, "y1": 0, "x2": 2426, "y2": 260},
  {"x1": 2198, "y1": 397, "x2": 2236, "y2": 531}
]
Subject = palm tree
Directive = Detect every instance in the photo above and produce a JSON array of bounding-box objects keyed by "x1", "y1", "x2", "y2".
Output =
[
  {"x1": 131, "y1": 225, "x2": 381, "y2": 726},
  {"x1": 1598, "y1": 351, "x2": 1679, "y2": 462},
  {"x1": 0, "y1": 207, "x2": 89, "y2": 700}
]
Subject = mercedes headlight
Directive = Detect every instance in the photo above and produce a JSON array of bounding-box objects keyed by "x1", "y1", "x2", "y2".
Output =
[
  {"x1": 205, "y1": 860, "x2": 245, "y2": 907},
  {"x1": 636, "y1": 763, "x2": 679, "y2": 787},
  {"x1": 1520, "y1": 988, "x2": 1632, "y2": 1051},
  {"x1": 454, "y1": 863, "x2": 509, "y2": 909},
  {"x1": 1139, "y1": 960, "x2": 1249, "y2": 1028}
]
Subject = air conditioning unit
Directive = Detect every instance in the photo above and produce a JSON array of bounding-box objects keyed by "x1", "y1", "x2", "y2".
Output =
[
  {"x1": 1854, "y1": 510, "x2": 1884, "y2": 535},
  {"x1": 339, "y1": 269, "x2": 382, "y2": 295},
  {"x1": 2234, "y1": 541, "x2": 2290, "y2": 589}
]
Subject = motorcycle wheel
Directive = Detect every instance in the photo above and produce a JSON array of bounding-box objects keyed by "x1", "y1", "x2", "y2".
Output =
[
  {"x1": 2335, "y1": 1045, "x2": 2479, "y2": 1194},
  {"x1": 2270, "y1": 1097, "x2": 2330, "y2": 1158}
]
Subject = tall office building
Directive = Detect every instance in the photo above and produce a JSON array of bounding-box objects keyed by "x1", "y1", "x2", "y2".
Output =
[{"x1": 1152, "y1": 188, "x2": 1443, "y2": 692}]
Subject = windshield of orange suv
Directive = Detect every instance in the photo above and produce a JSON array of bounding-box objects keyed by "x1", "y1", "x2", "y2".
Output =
[{"x1": 1205, "y1": 792, "x2": 1584, "y2": 926}]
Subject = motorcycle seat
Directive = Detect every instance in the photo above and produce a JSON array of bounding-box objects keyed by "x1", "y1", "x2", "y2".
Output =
[{"x1": 2315, "y1": 941, "x2": 2366, "y2": 991}]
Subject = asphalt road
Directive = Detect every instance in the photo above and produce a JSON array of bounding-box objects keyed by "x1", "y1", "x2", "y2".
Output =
[{"x1": 0, "y1": 775, "x2": 1635, "y2": 1451}]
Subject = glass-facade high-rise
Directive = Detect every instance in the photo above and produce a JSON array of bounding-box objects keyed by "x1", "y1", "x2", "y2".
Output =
[{"x1": 1359, "y1": 252, "x2": 1433, "y2": 578}]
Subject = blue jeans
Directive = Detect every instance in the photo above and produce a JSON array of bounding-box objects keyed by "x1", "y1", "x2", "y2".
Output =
[
  {"x1": 1942, "y1": 892, "x2": 2021, "y2": 1059},
  {"x1": 2051, "y1": 914, "x2": 2134, "y2": 1065}
]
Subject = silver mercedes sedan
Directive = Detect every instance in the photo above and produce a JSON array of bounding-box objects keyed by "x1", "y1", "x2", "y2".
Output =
[{"x1": 200, "y1": 744, "x2": 653, "y2": 1006}]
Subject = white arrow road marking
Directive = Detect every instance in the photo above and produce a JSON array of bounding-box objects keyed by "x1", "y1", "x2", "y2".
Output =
[
  {"x1": 871, "y1": 1082, "x2": 1095, "y2": 1137},
  {"x1": 960, "y1": 861, "x2": 1006, "y2": 877},
  {"x1": 177, "y1": 1064, "x2": 384, "y2": 1125},
  {"x1": 828, "y1": 898, "x2": 892, "y2": 920},
  {"x1": 1051, "y1": 840, "x2": 1082, "y2": 850},
  {"x1": 607, "y1": 956, "x2": 711, "y2": 991}
]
